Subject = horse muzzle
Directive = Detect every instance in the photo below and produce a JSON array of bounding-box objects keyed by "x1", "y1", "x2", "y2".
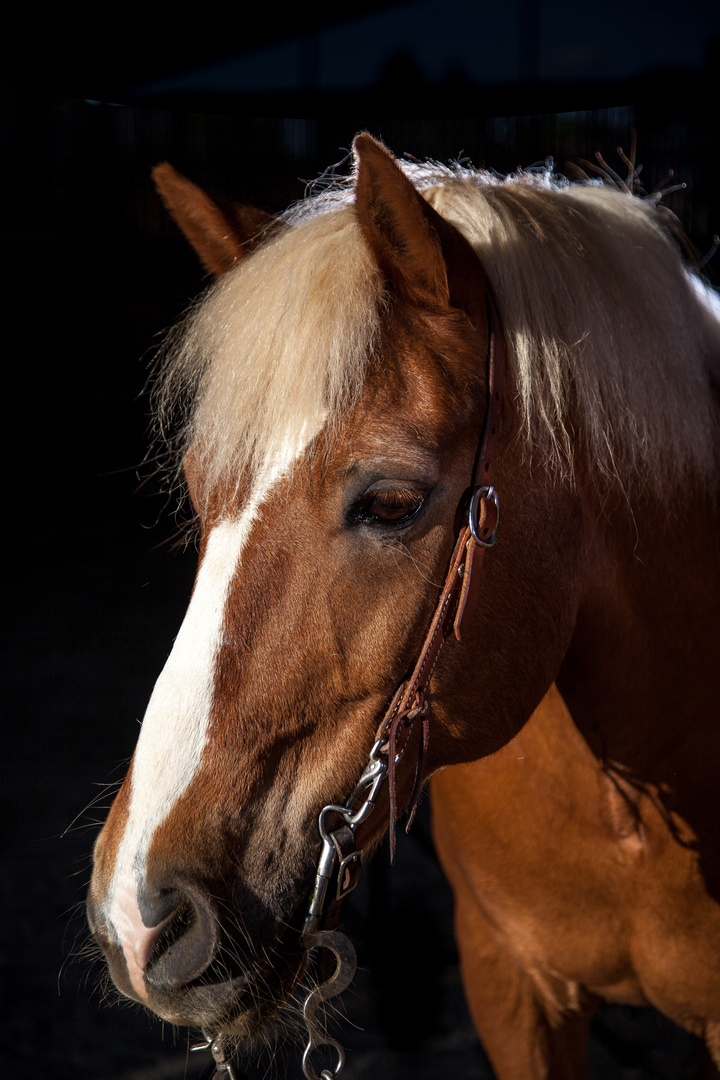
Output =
[{"x1": 87, "y1": 871, "x2": 306, "y2": 1031}]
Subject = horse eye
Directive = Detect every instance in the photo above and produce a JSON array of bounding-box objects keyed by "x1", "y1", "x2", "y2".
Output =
[{"x1": 365, "y1": 489, "x2": 425, "y2": 524}]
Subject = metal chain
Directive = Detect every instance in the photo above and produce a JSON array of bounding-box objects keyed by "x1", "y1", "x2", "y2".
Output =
[
  {"x1": 300, "y1": 929, "x2": 357, "y2": 1080},
  {"x1": 299, "y1": 728, "x2": 411, "y2": 1079},
  {"x1": 190, "y1": 730, "x2": 409, "y2": 1080},
  {"x1": 188, "y1": 739, "x2": 397, "y2": 1080}
]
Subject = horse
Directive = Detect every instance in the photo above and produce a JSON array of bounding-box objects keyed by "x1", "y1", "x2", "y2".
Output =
[{"x1": 87, "y1": 133, "x2": 720, "y2": 1079}]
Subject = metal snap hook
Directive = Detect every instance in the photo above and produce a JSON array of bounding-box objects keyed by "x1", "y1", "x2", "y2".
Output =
[{"x1": 191, "y1": 1032, "x2": 242, "y2": 1079}]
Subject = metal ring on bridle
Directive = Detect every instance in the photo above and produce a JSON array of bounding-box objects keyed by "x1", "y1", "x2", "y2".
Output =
[{"x1": 469, "y1": 485, "x2": 500, "y2": 547}]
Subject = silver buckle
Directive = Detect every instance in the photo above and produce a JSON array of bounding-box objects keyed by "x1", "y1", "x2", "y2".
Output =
[{"x1": 468, "y1": 485, "x2": 500, "y2": 547}]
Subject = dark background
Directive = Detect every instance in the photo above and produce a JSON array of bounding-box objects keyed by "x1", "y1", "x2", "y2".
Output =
[{"x1": 2, "y1": 4, "x2": 720, "y2": 1077}]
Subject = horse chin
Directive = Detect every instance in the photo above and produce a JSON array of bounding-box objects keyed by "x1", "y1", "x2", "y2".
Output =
[{"x1": 144, "y1": 962, "x2": 306, "y2": 1035}]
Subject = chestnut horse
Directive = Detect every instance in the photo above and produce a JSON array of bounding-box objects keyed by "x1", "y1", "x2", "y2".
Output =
[{"x1": 88, "y1": 134, "x2": 720, "y2": 1079}]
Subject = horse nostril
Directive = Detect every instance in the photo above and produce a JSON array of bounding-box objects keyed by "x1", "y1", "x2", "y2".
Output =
[
  {"x1": 142, "y1": 888, "x2": 218, "y2": 991},
  {"x1": 138, "y1": 884, "x2": 182, "y2": 928}
]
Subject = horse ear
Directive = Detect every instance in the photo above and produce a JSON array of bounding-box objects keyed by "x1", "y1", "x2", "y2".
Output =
[
  {"x1": 353, "y1": 133, "x2": 486, "y2": 312},
  {"x1": 152, "y1": 163, "x2": 277, "y2": 276}
]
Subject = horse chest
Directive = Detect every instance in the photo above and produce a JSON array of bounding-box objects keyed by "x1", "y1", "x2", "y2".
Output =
[{"x1": 431, "y1": 685, "x2": 720, "y2": 1015}]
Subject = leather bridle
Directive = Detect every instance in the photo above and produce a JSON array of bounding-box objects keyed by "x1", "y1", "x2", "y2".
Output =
[
  {"x1": 196, "y1": 291, "x2": 506, "y2": 1080},
  {"x1": 292, "y1": 289, "x2": 507, "y2": 1080},
  {"x1": 302, "y1": 286, "x2": 506, "y2": 936},
  {"x1": 379, "y1": 288, "x2": 506, "y2": 853}
]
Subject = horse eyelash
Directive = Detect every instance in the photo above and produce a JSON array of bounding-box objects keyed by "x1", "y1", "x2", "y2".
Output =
[{"x1": 351, "y1": 488, "x2": 426, "y2": 526}]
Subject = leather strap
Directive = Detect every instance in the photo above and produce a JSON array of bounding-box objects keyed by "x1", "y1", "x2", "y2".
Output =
[
  {"x1": 376, "y1": 291, "x2": 506, "y2": 856},
  {"x1": 454, "y1": 288, "x2": 505, "y2": 638}
]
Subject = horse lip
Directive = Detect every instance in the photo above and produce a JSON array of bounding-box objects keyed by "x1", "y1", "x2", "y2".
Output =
[
  {"x1": 218, "y1": 913, "x2": 309, "y2": 1033},
  {"x1": 145, "y1": 907, "x2": 309, "y2": 1033},
  {"x1": 90, "y1": 857, "x2": 313, "y2": 1031},
  {"x1": 167, "y1": 953, "x2": 307, "y2": 1036}
]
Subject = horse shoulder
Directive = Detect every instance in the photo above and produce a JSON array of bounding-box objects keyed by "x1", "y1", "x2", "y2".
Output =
[{"x1": 431, "y1": 681, "x2": 720, "y2": 1023}]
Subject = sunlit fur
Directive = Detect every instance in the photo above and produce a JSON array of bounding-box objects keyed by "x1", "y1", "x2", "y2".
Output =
[
  {"x1": 155, "y1": 161, "x2": 720, "y2": 508},
  {"x1": 154, "y1": 204, "x2": 386, "y2": 505},
  {"x1": 90, "y1": 140, "x2": 720, "y2": 1078}
]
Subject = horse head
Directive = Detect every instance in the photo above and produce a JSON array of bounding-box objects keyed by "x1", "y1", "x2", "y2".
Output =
[{"x1": 87, "y1": 136, "x2": 586, "y2": 1039}]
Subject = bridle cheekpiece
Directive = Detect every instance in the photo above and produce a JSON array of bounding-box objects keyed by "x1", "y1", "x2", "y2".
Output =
[
  {"x1": 199, "y1": 291, "x2": 506, "y2": 1080},
  {"x1": 296, "y1": 290, "x2": 506, "y2": 1079}
]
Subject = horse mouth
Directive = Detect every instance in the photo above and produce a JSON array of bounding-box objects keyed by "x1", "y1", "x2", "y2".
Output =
[{"x1": 138, "y1": 902, "x2": 310, "y2": 1035}]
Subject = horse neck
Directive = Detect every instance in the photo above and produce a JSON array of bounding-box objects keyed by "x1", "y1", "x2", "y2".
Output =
[{"x1": 557, "y1": 466, "x2": 720, "y2": 784}]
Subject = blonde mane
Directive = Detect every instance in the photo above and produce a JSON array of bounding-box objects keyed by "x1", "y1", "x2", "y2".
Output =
[{"x1": 154, "y1": 158, "x2": 720, "y2": 505}]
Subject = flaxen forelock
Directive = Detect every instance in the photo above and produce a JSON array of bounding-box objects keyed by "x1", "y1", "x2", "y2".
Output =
[{"x1": 154, "y1": 156, "x2": 720, "y2": 506}]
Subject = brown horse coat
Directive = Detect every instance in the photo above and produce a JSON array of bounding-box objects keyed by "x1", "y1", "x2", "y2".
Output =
[{"x1": 88, "y1": 135, "x2": 720, "y2": 1078}]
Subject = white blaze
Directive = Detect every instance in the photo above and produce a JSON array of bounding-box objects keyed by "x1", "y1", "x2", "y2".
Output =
[
  {"x1": 103, "y1": 428, "x2": 324, "y2": 956},
  {"x1": 107, "y1": 513, "x2": 253, "y2": 930}
]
